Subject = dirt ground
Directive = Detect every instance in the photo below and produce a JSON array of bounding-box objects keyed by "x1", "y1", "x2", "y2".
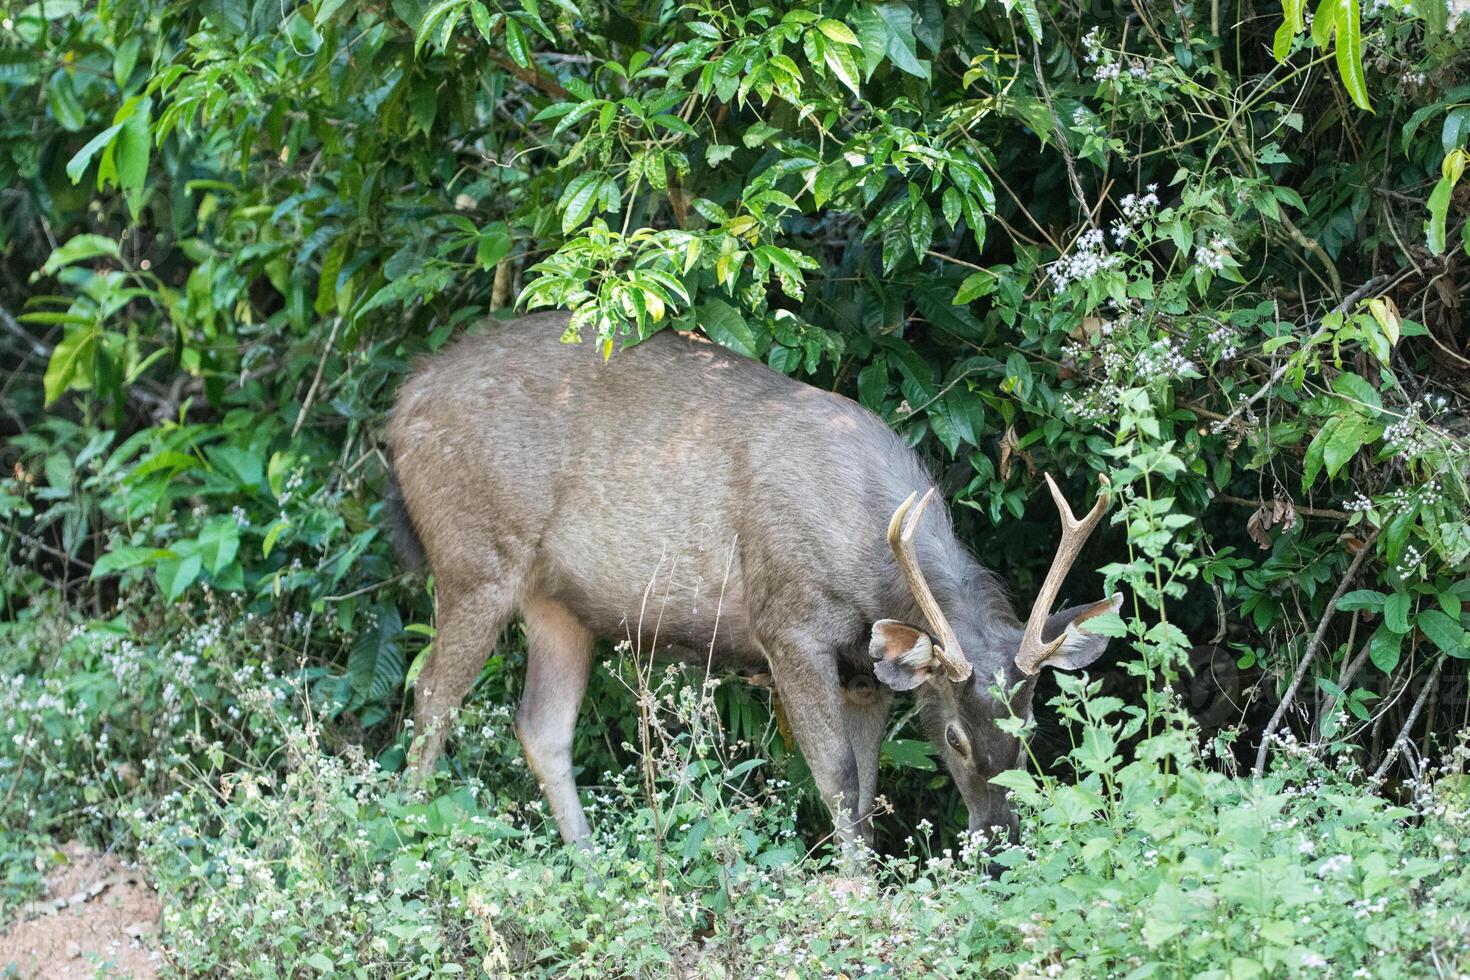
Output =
[{"x1": 0, "y1": 842, "x2": 161, "y2": 979}]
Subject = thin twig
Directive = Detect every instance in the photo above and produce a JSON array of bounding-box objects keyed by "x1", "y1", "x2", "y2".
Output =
[
  {"x1": 1031, "y1": 43, "x2": 1095, "y2": 230},
  {"x1": 1372, "y1": 656, "x2": 1446, "y2": 781},
  {"x1": 293, "y1": 317, "x2": 343, "y2": 439},
  {"x1": 1253, "y1": 527, "x2": 1380, "y2": 777},
  {"x1": 0, "y1": 303, "x2": 52, "y2": 360},
  {"x1": 1214, "y1": 494, "x2": 1352, "y2": 521}
]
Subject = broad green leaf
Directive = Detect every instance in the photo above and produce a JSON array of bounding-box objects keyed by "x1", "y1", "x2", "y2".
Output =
[
  {"x1": 558, "y1": 173, "x2": 602, "y2": 233},
  {"x1": 816, "y1": 18, "x2": 859, "y2": 46},
  {"x1": 1331, "y1": 372, "x2": 1381, "y2": 410},
  {"x1": 1369, "y1": 624, "x2": 1401, "y2": 673},
  {"x1": 1426, "y1": 150, "x2": 1467, "y2": 254},
  {"x1": 1010, "y1": 0, "x2": 1043, "y2": 41},
  {"x1": 43, "y1": 325, "x2": 99, "y2": 405},
  {"x1": 822, "y1": 37, "x2": 863, "y2": 96},
  {"x1": 1273, "y1": 0, "x2": 1303, "y2": 61},
  {"x1": 116, "y1": 97, "x2": 152, "y2": 218},
  {"x1": 314, "y1": 0, "x2": 352, "y2": 27},
  {"x1": 505, "y1": 17, "x2": 531, "y2": 69},
  {"x1": 1302, "y1": 416, "x2": 1339, "y2": 487},
  {"x1": 157, "y1": 551, "x2": 202, "y2": 602},
  {"x1": 908, "y1": 202, "x2": 934, "y2": 259},
  {"x1": 469, "y1": 1, "x2": 495, "y2": 42},
  {"x1": 476, "y1": 222, "x2": 512, "y2": 270},
  {"x1": 851, "y1": 4, "x2": 889, "y2": 76},
  {"x1": 1337, "y1": 589, "x2": 1386, "y2": 612},
  {"x1": 43, "y1": 234, "x2": 119, "y2": 275},
  {"x1": 262, "y1": 520, "x2": 290, "y2": 558},
  {"x1": 1416, "y1": 610, "x2": 1468, "y2": 657},
  {"x1": 196, "y1": 519, "x2": 240, "y2": 575},
  {"x1": 1322, "y1": 415, "x2": 1365, "y2": 478},
  {"x1": 1383, "y1": 592, "x2": 1412, "y2": 634},
  {"x1": 90, "y1": 546, "x2": 173, "y2": 579},
  {"x1": 1310, "y1": 0, "x2": 1336, "y2": 49},
  {"x1": 349, "y1": 603, "x2": 405, "y2": 702},
  {"x1": 48, "y1": 71, "x2": 85, "y2": 131},
  {"x1": 697, "y1": 299, "x2": 759, "y2": 357}
]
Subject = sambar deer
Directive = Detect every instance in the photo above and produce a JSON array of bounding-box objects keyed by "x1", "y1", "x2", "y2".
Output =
[{"x1": 386, "y1": 313, "x2": 1120, "y2": 847}]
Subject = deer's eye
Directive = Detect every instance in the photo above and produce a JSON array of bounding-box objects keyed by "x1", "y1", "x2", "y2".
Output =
[{"x1": 945, "y1": 725, "x2": 967, "y2": 755}]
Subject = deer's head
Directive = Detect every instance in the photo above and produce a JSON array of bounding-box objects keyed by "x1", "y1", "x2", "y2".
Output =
[{"x1": 869, "y1": 476, "x2": 1121, "y2": 838}]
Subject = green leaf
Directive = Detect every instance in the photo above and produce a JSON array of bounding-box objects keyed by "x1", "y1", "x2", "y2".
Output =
[
  {"x1": 350, "y1": 603, "x2": 406, "y2": 702},
  {"x1": 1427, "y1": 176, "x2": 1454, "y2": 254},
  {"x1": 116, "y1": 97, "x2": 153, "y2": 218},
  {"x1": 1369, "y1": 624, "x2": 1401, "y2": 673},
  {"x1": 504, "y1": 17, "x2": 531, "y2": 69},
  {"x1": 851, "y1": 4, "x2": 889, "y2": 76},
  {"x1": 874, "y1": 1, "x2": 927, "y2": 78},
  {"x1": 1322, "y1": 415, "x2": 1366, "y2": 478},
  {"x1": 1416, "y1": 609, "x2": 1468, "y2": 657},
  {"x1": 48, "y1": 72, "x2": 85, "y2": 131},
  {"x1": 1383, "y1": 592, "x2": 1412, "y2": 634},
  {"x1": 1310, "y1": 0, "x2": 1336, "y2": 49},
  {"x1": 698, "y1": 299, "x2": 759, "y2": 358},
  {"x1": 91, "y1": 546, "x2": 172, "y2": 579},
  {"x1": 822, "y1": 37, "x2": 863, "y2": 96},
  {"x1": 43, "y1": 325, "x2": 99, "y2": 406},
  {"x1": 1331, "y1": 0, "x2": 1371, "y2": 112},
  {"x1": 157, "y1": 551, "x2": 202, "y2": 602},
  {"x1": 262, "y1": 520, "x2": 290, "y2": 558},
  {"x1": 305, "y1": 953, "x2": 336, "y2": 973},
  {"x1": 43, "y1": 234, "x2": 119, "y2": 276},
  {"x1": 1425, "y1": 151, "x2": 1466, "y2": 255},
  {"x1": 1011, "y1": 0, "x2": 1043, "y2": 42},
  {"x1": 1337, "y1": 589, "x2": 1386, "y2": 612},
  {"x1": 816, "y1": 18, "x2": 859, "y2": 46},
  {"x1": 113, "y1": 34, "x2": 142, "y2": 89},
  {"x1": 469, "y1": 1, "x2": 495, "y2": 42},
  {"x1": 558, "y1": 173, "x2": 602, "y2": 233},
  {"x1": 314, "y1": 0, "x2": 352, "y2": 26},
  {"x1": 1273, "y1": 0, "x2": 1303, "y2": 60},
  {"x1": 65, "y1": 123, "x2": 121, "y2": 185},
  {"x1": 476, "y1": 221, "x2": 512, "y2": 270},
  {"x1": 1330, "y1": 372, "x2": 1381, "y2": 410},
  {"x1": 908, "y1": 202, "x2": 934, "y2": 259},
  {"x1": 196, "y1": 519, "x2": 240, "y2": 576},
  {"x1": 1302, "y1": 416, "x2": 1338, "y2": 487}
]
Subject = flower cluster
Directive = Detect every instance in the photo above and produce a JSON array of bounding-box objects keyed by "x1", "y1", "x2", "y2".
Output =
[
  {"x1": 1383, "y1": 402, "x2": 1430, "y2": 460},
  {"x1": 1196, "y1": 234, "x2": 1234, "y2": 273},
  {"x1": 1047, "y1": 228, "x2": 1123, "y2": 290},
  {"x1": 1206, "y1": 322, "x2": 1240, "y2": 362}
]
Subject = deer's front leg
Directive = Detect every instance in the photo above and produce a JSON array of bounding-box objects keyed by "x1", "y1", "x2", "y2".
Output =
[{"x1": 762, "y1": 641, "x2": 864, "y2": 855}]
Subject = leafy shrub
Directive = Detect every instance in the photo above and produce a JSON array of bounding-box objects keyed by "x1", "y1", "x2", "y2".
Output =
[{"x1": 4, "y1": 0, "x2": 1470, "y2": 971}]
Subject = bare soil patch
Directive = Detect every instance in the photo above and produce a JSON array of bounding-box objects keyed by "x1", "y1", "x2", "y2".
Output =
[{"x1": 0, "y1": 841, "x2": 161, "y2": 978}]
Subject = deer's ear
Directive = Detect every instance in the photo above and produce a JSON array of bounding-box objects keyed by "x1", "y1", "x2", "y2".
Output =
[
  {"x1": 1037, "y1": 593, "x2": 1124, "y2": 671},
  {"x1": 869, "y1": 620, "x2": 937, "y2": 691}
]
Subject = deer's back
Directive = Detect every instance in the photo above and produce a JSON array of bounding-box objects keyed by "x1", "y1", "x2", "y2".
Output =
[{"x1": 387, "y1": 314, "x2": 930, "y2": 661}]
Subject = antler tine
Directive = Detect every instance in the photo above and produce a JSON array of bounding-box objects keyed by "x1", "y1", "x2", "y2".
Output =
[
  {"x1": 886, "y1": 488, "x2": 972, "y2": 682},
  {"x1": 1014, "y1": 473, "x2": 1113, "y2": 675}
]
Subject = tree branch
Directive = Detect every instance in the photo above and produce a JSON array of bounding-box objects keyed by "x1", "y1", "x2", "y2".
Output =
[{"x1": 1253, "y1": 527, "x2": 1380, "y2": 777}]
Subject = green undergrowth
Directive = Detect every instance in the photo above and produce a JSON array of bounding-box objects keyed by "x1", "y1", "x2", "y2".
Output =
[{"x1": 7, "y1": 609, "x2": 1470, "y2": 978}]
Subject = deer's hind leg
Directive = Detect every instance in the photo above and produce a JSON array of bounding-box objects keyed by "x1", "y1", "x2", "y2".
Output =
[
  {"x1": 409, "y1": 575, "x2": 517, "y2": 781},
  {"x1": 515, "y1": 596, "x2": 595, "y2": 843}
]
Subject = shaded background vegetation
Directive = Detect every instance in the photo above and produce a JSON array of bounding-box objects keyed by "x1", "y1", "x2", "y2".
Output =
[{"x1": 3, "y1": 0, "x2": 1470, "y2": 971}]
